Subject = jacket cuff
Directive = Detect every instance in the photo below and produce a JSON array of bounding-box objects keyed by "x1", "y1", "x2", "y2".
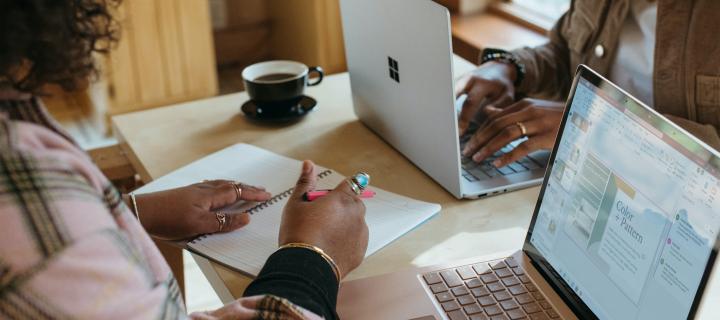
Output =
[
  {"x1": 510, "y1": 47, "x2": 540, "y2": 94},
  {"x1": 243, "y1": 247, "x2": 340, "y2": 319}
]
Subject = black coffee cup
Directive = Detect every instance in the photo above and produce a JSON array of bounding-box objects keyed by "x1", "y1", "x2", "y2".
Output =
[{"x1": 242, "y1": 61, "x2": 324, "y2": 114}]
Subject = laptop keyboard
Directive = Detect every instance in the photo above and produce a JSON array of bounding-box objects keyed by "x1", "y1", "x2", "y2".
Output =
[
  {"x1": 423, "y1": 257, "x2": 560, "y2": 320},
  {"x1": 460, "y1": 140, "x2": 544, "y2": 182}
]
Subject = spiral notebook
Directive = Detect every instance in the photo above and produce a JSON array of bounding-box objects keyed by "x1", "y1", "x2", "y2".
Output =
[{"x1": 134, "y1": 143, "x2": 441, "y2": 277}]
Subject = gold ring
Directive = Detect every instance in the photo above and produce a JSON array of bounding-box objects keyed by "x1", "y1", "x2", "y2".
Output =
[
  {"x1": 231, "y1": 182, "x2": 243, "y2": 201},
  {"x1": 515, "y1": 122, "x2": 528, "y2": 137},
  {"x1": 215, "y1": 212, "x2": 227, "y2": 232}
]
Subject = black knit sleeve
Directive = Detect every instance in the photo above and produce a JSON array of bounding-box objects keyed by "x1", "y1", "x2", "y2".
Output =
[{"x1": 243, "y1": 248, "x2": 339, "y2": 319}]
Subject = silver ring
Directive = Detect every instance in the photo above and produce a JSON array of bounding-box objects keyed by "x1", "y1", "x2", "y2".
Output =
[
  {"x1": 215, "y1": 212, "x2": 227, "y2": 232},
  {"x1": 351, "y1": 172, "x2": 370, "y2": 190},
  {"x1": 347, "y1": 179, "x2": 362, "y2": 195}
]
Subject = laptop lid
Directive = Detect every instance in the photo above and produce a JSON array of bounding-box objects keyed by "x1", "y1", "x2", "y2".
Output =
[
  {"x1": 339, "y1": 0, "x2": 464, "y2": 198},
  {"x1": 523, "y1": 65, "x2": 720, "y2": 319}
]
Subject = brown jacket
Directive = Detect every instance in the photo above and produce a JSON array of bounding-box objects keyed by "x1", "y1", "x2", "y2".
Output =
[{"x1": 511, "y1": 0, "x2": 720, "y2": 147}]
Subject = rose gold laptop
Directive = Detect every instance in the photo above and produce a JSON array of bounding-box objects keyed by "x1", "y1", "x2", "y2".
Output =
[{"x1": 337, "y1": 65, "x2": 720, "y2": 319}]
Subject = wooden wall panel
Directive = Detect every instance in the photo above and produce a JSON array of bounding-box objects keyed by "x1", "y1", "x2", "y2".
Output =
[
  {"x1": 267, "y1": 0, "x2": 320, "y2": 67},
  {"x1": 267, "y1": 0, "x2": 347, "y2": 74},
  {"x1": 108, "y1": 4, "x2": 138, "y2": 108},
  {"x1": 156, "y1": 0, "x2": 187, "y2": 98},
  {"x1": 127, "y1": 1, "x2": 167, "y2": 103},
  {"x1": 212, "y1": 0, "x2": 271, "y2": 67},
  {"x1": 107, "y1": 0, "x2": 218, "y2": 115},
  {"x1": 178, "y1": 1, "x2": 219, "y2": 98},
  {"x1": 315, "y1": 0, "x2": 346, "y2": 74}
]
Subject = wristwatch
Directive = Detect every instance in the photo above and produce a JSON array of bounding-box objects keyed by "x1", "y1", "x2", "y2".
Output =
[{"x1": 481, "y1": 48, "x2": 526, "y2": 87}]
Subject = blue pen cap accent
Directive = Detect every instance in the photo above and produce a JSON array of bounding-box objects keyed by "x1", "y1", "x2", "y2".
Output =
[{"x1": 353, "y1": 172, "x2": 370, "y2": 188}]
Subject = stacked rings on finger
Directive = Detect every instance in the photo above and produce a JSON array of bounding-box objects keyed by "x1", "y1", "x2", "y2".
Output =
[
  {"x1": 215, "y1": 212, "x2": 227, "y2": 232},
  {"x1": 515, "y1": 122, "x2": 528, "y2": 138},
  {"x1": 232, "y1": 182, "x2": 242, "y2": 201},
  {"x1": 347, "y1": 172, "x2": 371, "y2": 195}
]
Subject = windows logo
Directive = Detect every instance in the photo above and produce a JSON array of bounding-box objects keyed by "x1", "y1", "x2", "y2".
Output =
[{"x1": 388, "y1": 56, "x2": 400, "y2": 83}]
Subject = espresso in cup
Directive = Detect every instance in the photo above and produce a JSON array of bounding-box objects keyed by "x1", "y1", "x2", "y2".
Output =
[{"x1": 242, "y1": 61, "x2": 324, "y2": 114}]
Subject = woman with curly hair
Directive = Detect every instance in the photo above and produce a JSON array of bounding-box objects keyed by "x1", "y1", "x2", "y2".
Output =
[{"x1": 0, "y1": 1, "x2": 368, "y2": 319}]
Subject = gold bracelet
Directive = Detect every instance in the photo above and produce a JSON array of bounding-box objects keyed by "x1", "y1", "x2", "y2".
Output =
[
  {"x1": 129, "y1": 193, "x2": 142, "y2": 225},
  {"x1": 278, "y1": 243, "x2": 341, "y2": 282}
]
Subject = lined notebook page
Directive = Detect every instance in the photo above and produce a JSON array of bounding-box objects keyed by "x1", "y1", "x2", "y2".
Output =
[
  {"x1": 134, "y1": 144, "x2": 309, "y2": 197},
  {"x1": 135, "y1": 144, "x2": 441, "y2": 276}
]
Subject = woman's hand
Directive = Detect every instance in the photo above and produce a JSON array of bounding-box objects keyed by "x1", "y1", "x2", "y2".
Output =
[
  {"x1": 279, "y1": 161, "x2": 369, "y2": 279},
  {"x1": 455, "y1": 61, "x2": 518, "y2": 136},
  {"x1": 462, "y1": 98, "x2": 565, "y2": 167},
  {"x1": 134, "y1": 181, "x2": 271, "y2": 240}
]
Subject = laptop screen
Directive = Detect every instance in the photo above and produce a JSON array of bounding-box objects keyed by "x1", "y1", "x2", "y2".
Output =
[{"x1": 525, "y1": 67, "x2": 720, "y2": 319}]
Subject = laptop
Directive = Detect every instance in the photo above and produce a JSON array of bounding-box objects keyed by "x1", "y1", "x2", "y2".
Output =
[
  {"x1": 339, "y1": 0, "x2": 550, "y2": 199},
  {"x1": 336, "y1": 64, "x2": 720, "y2": 320}
]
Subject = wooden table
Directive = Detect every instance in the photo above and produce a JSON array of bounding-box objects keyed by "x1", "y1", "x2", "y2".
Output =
[
  {"x1": 111, "y1": 56, "x2": 720, "y2": 319},
  {"x1": 112, "y1": 55, "x2": 539, "y2": 298}
]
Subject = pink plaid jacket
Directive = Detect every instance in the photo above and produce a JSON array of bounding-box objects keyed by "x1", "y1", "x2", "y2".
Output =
[{"x1": 0, "y1": 97, "x2": 318, "y2": 319}]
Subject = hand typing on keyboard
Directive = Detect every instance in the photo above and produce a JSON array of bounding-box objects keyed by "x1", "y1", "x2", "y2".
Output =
[
  {"x1": 460, "y1": 139, "x2": 541, "y2": 180},
  {"x1": 459, "y1": 98, "x2": 564, "y2": 168}
]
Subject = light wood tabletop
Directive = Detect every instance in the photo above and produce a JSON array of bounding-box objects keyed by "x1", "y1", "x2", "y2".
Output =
[
  {"x1": 110, "y1": 55, "x2": 720, "y2": 318},
  {"x1": 112, "y1": 55, "x2": 541, "y2": 298}
]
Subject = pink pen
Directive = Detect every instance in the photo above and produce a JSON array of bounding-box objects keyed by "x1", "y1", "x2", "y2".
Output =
[{"x1": 304, "y1": 189, "x2": 376, "y2": 201}]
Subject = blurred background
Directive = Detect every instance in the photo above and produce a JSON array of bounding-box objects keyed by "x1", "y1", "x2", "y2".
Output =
[{"x1": 46, "y1": 0, "x2": 567, "y2": 150}]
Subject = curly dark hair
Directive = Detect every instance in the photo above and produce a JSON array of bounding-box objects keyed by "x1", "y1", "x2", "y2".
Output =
[{"x1": 0, "y1": 0, "x2": 121, "y2": 93}]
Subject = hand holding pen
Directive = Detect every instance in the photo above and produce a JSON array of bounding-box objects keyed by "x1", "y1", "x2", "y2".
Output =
[
  {"x1": 303, "y1": 172, "x2": 374, "y2": 201},
  {"x1": 279, "y1": 161, "x2": 370, "y2": 279}
]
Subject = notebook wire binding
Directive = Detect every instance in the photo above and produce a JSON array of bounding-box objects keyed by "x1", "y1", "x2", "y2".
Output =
[{"x1": 189, "y1": 169, "x2": 333, "y2": 244}]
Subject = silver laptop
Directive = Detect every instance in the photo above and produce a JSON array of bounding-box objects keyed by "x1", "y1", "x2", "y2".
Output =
[
  {"x1": 337, "y1": 64, "x2": 720, "y2": 319},
  {"x1": 340, "y1": 0, "x2": 550, "y2": 199}
]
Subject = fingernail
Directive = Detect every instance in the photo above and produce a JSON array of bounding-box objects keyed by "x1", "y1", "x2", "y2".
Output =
[
  {"x1": 302, "y1": 161, "x2": 312, "y2": 174},
  {"x1": 240, "y1": 212, "x2": 251, "y2": 225},
  {"x1": 472, "y1": 149, "x2": 486, "y2": 161},
  {"x1": 493, "y1": 160, "x2": 502, "y2": 167}
]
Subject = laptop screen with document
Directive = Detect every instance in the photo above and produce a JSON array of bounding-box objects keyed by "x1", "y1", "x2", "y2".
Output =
[{"x1": 524, "y1": 66, "x2": 720, "y2": 319}]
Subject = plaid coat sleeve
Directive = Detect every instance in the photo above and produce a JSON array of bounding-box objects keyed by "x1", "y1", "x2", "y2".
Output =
[
  {"x1": 0, "y1": 117, "x2": 186, "y2": 319},
  {"x1": 0, "y1": 114, "x2": 324, "y2": 320}
]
